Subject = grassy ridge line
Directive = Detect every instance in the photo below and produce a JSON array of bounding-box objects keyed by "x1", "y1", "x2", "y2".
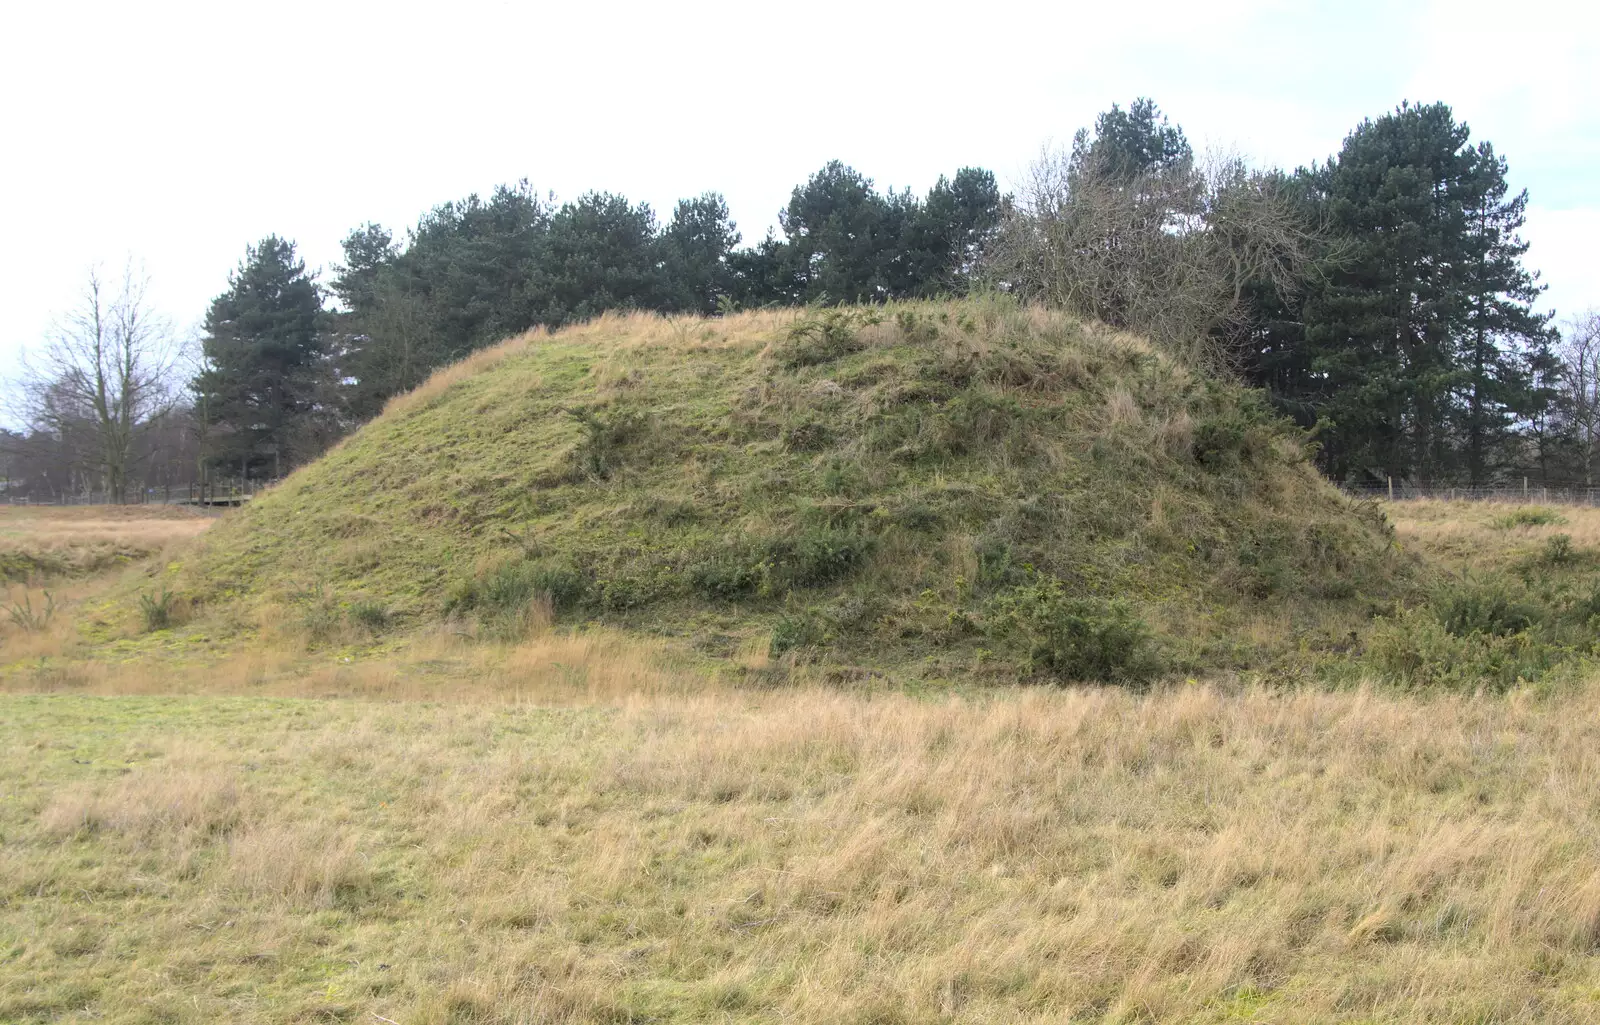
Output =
[
  {"x1": 6, "y1": 683, "x2": 1600, "y2": 1023},
  {"x1": 154, "y1": 299, "x2": 1403, "y2": 683}
]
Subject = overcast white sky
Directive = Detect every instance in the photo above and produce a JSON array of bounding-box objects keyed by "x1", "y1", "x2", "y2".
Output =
[{"x1": 1, "y1": 0, "x2": 1595, "y2": 377}]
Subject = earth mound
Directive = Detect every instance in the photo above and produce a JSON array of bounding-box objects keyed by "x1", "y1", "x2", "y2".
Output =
[{"x1": 172, "y1": 299, "x2": 1404, "y2": 682}]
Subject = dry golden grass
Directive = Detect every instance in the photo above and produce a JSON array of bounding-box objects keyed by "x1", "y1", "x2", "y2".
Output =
[
  {"x1": 7, "y1": 499, "x2": 1600, "y2": 1022},
  {"x1": 1385, "y1": 497, "x2": 1600, "y2": 564},
  {"x1": 7, "y1": 673, "x2": 1600, "y2": 1023},
  {"x1": 0, "y1": 506, "x2": 213, "y2": 663},
  {"x1": 0, "y1": 504, "x2": 210, "y2": 549}
]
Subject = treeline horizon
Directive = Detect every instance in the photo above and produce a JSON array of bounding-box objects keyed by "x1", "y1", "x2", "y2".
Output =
[{"x1": 7, "y1": 98, "x2": 1600, "y2": 501}]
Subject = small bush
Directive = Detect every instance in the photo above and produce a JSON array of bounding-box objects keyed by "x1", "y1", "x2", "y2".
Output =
[
  {"x1": 563, "y1": 406, "x2": 644, "y2": 480},
  {"x1": 1492, "y1": 507, "x2": 1566, "y2": 530},
  {"x1": 689, "y1": 528, "x2": 874, "y2": 600},
  {"x1": 297, "y1": 587, "x2": 344, "y2": 643},
  {"x1": 488, "y1": 560, "x2": 586, "y2": 614},
  {"x1": 347, "y1": 601, "x2": 390, "y2": 634},
  {"x1": 773, "y1": 309, "x2": 881, "y2": 368},
  {"x1": 782, "y1": 416, "x2": 834, "y2": 453},
  {"x1": 1435, "y1": 579, "x2": 1543, "y2": 638},
  {"x1": 138, "y1": 589, "x2": 176, "y2": 633},
  {"x1": 8, "y1": 591, "x2": 56, "y2": 632},
  {"x1": 1232, "y1": 526, "x2": 1299, "y2": 598},
  {"x1": 769, "y1": 611, "x2": 830, "y2": 656},
  {"x1": 974, "y1": 536, "x2": 1021, "y2": 590},
  {"x1": 895, "y1": 309, "x2": 940, "y2": 344},
  {"x1": 688, "y1": 556, "x2": 769, "y2": 600},
  {"x1": 987, "y1": 579, "x2": 1158, "y2": 683},
  {"x1": 1190, "y1": 389, "x2": 1278, "y2": 470},
  {"x1": 1541, "y1": 533, "x2": 1576, "y2": 565},
  {"x1": 1365, "y1": 605, "x2": 1562, "y2": 691},
  {"x1": 776, "y1": 529, "x2": 874, "y2": 587},
  {"x1": 447, "y1": 557, "x2": 588, "y2": 636},
  {"x1": 886, "y1": 500, "x2": 941, "y2": 532}
]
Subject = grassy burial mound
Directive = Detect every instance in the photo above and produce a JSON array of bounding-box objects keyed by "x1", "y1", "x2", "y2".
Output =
[{"x1": 167, "y1": 299, "x2": 1404, "y2": 682}]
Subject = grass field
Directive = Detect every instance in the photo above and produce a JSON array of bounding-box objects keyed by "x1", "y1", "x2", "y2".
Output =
[{"x1": 5, "y1": 502, "x2": 1600, "y2": 1022}]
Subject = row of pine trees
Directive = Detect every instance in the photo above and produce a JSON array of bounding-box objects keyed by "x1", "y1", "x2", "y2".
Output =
[{"x1": 187, "y1": 99, "x2": 1575, "y2": 488}]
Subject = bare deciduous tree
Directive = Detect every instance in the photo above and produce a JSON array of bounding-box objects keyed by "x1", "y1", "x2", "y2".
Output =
[
  {"x1": 1558, "y1": 310, "x2": 1600, "y2": 486},
  {"x1": 985, "y1": 146, "x2": 1318, "y2": 370},
  {"x1": 17, "y1": 263, "x2": 179, "y2": 503}
]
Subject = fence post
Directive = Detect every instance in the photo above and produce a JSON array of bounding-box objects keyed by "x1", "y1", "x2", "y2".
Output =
[
  {"x1": 1387, "y1": 476, "x2": 1393, "y2": 501},
  {"x1": 1523, "y1": 477, "x2": 1528, "y2": 499}
]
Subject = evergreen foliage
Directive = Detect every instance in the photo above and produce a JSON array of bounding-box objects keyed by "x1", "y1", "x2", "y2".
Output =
[
  {"x1": 193, "y1": 237, "x2": 332, "y2": 478},
  {"x1": 1246, "y1": 103, "x2": 1557, "y2": 484},
  {"x1": 330, "y1": 163, "x2": 1002, "y2": 421},
  {"x1": 155, "y1": 96, "x2": 1574, "y2": 491}
]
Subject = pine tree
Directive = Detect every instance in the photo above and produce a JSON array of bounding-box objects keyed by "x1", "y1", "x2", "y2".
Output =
[
  {"x1": 193, "y1": 237, "x2": 330, "y2": 478},
  {"x1": 1299, "y1": 103, "x2": 1554, "y2": 483},
  {"x1": 900, "y1": 168, "x2": 1004, "y2": 296},
  {"x1": 538, "y1": 192, "x2": 665, "y2": 324},
  {"x1": 779, "y1": 161, "x2": 901, "y2": 303},
  {"x1": 659, "y1": 193, "x2": 741, "y2": 315},
  {"x1": 1454, "y1": 140, "x2": 1556, "y2": 484},
  {"x1": 1068, "y1": 98, "x2": 1192, "y2": 183}
]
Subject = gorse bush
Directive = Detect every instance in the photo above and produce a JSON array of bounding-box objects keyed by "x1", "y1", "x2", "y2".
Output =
[
  {"x1": 1541, "y1": 533, "x2": 1576, "y2": 565},
  {"x1": 1365, "y1": 605, "x2": 1562, "y2": 692},
  {"x1": 689, "y1": 528, "x2": 874, "y2": 600},
  {"x1": 773, "y1": 308, "x2": 881, "y2": 368},
  {"x1": 1364, "y1": 571, "x2": 1600, "y2": 690},
  {"x1": 1492, "y1": 507, "x2": 1566, "y2": 530},
  {"x1": 137, "y1": 589, "x2": 176, "y2": 633},
  {"x1": 769, "y1": 610, "x2": 830, "y2": 656},
  {"x1": 564, "y1": 406, "x2": 644, "y2": 481},
  {"x1": 7, "y1": 591, "x2": 56, "y2": 633},
  {"x1": 347, "y1": 601, "x2": 390, "y2": 634},
  {"x1": 987, "y1": 579, "x2": 1158, "y2": 683},
  {"x1": 447, "y1": 557, "x2": 588, "y2": 637},
  {"x1": 1435, "y1": 579, "x2": 1542, "y2": 638},
  {"x1": 296, "y1": 586, "x2": 344, "y2": 644}
]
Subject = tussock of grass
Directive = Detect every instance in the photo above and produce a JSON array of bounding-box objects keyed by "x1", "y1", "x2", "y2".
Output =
[
  {"x1": 155, "y1": 299, "x2": 1405, "y2": 683},
  {"x1": 7, "y1": 681, "x2": 1600, "y2": 1023}
]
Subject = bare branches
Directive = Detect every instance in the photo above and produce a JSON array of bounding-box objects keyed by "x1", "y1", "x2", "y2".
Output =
[
  {"x1": 985, "y1": 146, "x2": 1318, "y2": 371},
  {"x1": 1558, "y1": 310, "x2": 1600, "y2": 486},
  {"x1": 17, "y1": 261, "x2": 179, "y2": 502}
]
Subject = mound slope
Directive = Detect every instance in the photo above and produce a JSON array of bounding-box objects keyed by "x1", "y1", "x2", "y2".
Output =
[{"x1": 175, "y1": 300, "x2": 1403, "y2": 682}]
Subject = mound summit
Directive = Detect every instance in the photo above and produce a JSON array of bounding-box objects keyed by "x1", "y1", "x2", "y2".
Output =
[{"x1": 174, "y1": 299, "x2": 1403, "y2": 682}]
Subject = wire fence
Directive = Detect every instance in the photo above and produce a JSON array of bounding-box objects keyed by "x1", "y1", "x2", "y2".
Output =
[
  {"x1": 1339, "y1": 482, "x2": 1600, "y2": 507},
  {"x1": 3, "y1": 478, "x2": 275, "y2": 508}
]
